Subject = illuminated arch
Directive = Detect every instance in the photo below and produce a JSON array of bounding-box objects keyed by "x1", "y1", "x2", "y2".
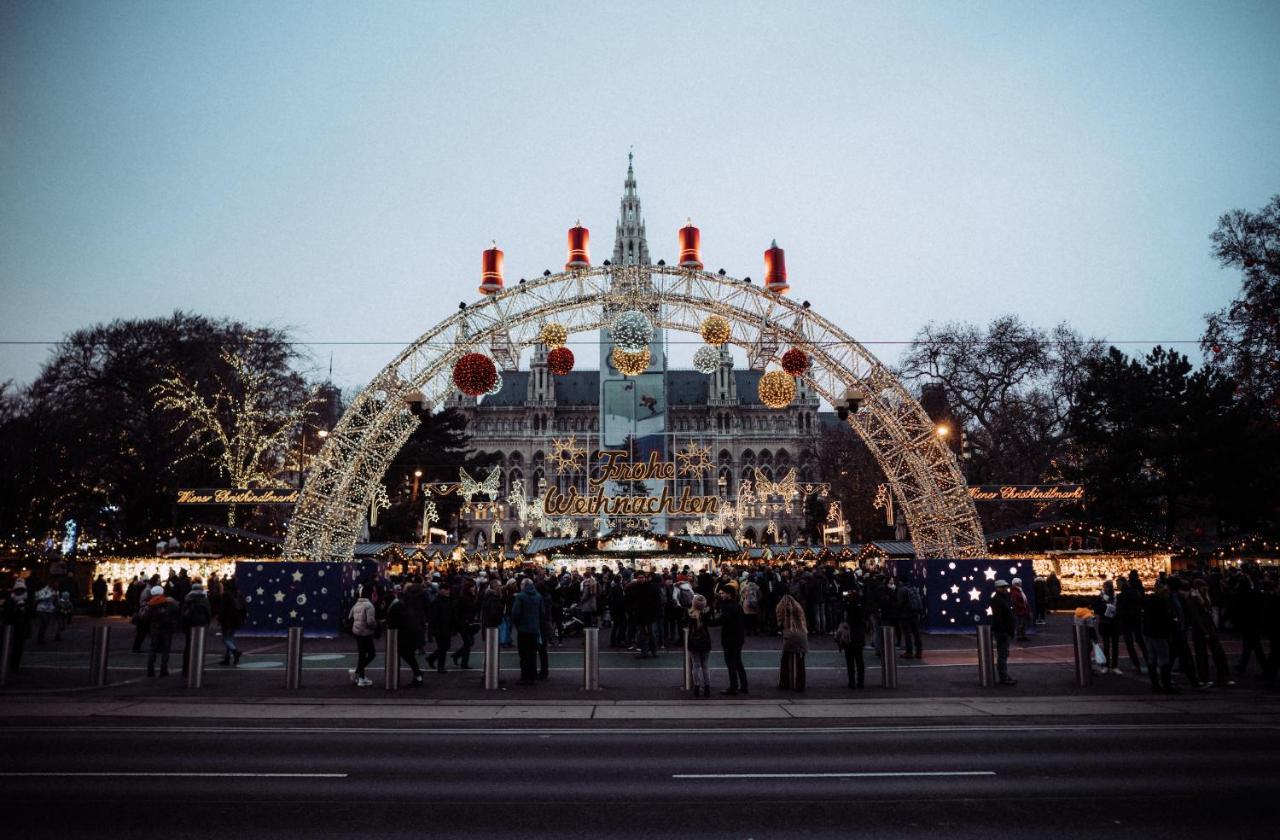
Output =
[{"x1": 285, "y1": 266, "x2": 985, "y2": 561}]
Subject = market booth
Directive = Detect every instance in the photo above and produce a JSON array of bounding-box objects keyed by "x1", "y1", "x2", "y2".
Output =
[{"x1": 523, "y1": 532, "x2": 741, "y2": 573}]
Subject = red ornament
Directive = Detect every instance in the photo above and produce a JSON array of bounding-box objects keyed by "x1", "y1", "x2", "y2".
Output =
[
  {"x1": 452, "y1": 353, "x2": 497, "y2": 396},
  {"x1": 781, "y1": 347, "x2": 810, "y2": 376},
  {"x1": 547, "y1": 346, "x2": 575, "y2": 376},
  {"x1": 1212, "y1": 344, "x2": 1223, "y2": 355}
]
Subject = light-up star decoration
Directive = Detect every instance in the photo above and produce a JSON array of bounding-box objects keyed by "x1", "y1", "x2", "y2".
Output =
[
  {"x1": 950, "y1": 584, "x2": 960, "y2": 594},
  {"x1": 291, "y1": 570, "x2": 304, "y2": 582},
  {"x1": 676, "y1": 442, "x2": 715, "y2": 477},
  {"x1": 459, "y1": 466, "x2": 502, "y2": 503},
  {"x1": 983, "y1": 567, "x2": 997, "y2": 581},
  {"x1": 968, "y1": 587, "x2": 982, "y2": 601},
  {"x1": 548, "y1": 437, "x2": 585, "y2": 472},
  {"x1": 421, "y1": 500, "x2": 438, "y2": 540},
  {"x1": 273, "y1": 591, "x2": 285, "y2": 602}
]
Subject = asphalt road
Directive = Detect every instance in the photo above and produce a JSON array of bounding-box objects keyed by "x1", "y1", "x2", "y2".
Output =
[{"x1": 1, "y1": 721, "x2": 1276, "y2": 838}]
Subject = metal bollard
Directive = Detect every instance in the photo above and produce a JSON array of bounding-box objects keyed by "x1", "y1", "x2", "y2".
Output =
[
  {"x1": 1072, "y1": 623, "x2": 1093, "y2": 687},
  {"x1": 383, "y1": 627, "x2": 400, "y2": 690},
  {"x1": 583, "y1": 626, "x2": 600, "y2": 691},
  {"x1": 880, "y1": 626, "x2": 898, "y2": 688},
  {"x1": 89, "y1": 625, "x2": 111, "y2": 687},
  {"x1": 285, "y1": 627, "x2": 303, "y2": 689},
  {"x1": 0, "y1": 625, "x2": 13, "y2": 687},
  {"x1": 976, "y1": 625, "x2": 996, "y2": 687},
  {"x1": 483, "y1": 627, "x2": 500, "y2": 690},
  {"x1": 683, "y1": 627, "x2": 693, "y2": 691},
  {"x1": 184, "y1": 626, "x2": 206, "y2": 689}
]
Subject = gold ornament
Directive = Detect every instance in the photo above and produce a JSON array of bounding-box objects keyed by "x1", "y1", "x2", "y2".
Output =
[
  {"x1": 612, "y1": 347, "x2": 651, "y2": 376},
  {"x1": 700, "y1": 315, "x2": 731, "y2": 346},
  {"x1": 758, "y1": 370, "x2": 795, "y2": 409},
  {"x1": 538, "y1": 322, "x2": 568, "y2": 349}
]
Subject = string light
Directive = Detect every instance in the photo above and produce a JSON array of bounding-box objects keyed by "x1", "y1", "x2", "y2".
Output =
[
  {"x1": 611, "y1": 310, "x2": 654, "y2": 352},
  {"x1": 758, "y1": 370, "x2": 796, "y2": 409},
  {"x1": 692, "y1": 345, "x2": 721, "y2": 375},
  {"x1": 699, "y1": 315, "x2": 731, "y2": 346},
  {"x1": 547, "y1": 346, "x2": 574, "y2": 376},
  {"x1": 611, "y1": 347, "x2": 651, "y2": 376},
  {"x1": 781, "y1": 347, "x2": 810, "y2": 376},
  {"x1": 538, "y1": 322, "x2": 568, "y2": 349},
  {"x1": 452, "y1": 353, "x2": 498, "y2": 396}
]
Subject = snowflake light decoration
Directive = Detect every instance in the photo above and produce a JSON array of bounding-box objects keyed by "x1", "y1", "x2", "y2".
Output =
[
  {"x1": 692, "y1": 345, "x2": 721, "y2": 375},
  {"x1": 611, "y1": 310, "x2": 653, "y2": 353},
  {"x1": 676, "y1": 442, "x2": 714, "y2": 477},
  {"x1": 548, "y1": 436, "x2": 585, "y2": 471}
]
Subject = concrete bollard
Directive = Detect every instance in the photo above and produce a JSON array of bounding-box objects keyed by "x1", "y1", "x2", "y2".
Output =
[
  {"x1": 285, "y1": 627, "x2": 304, "y2": 689},
  {"x1": 0, "y1": 625, "x2": 13, "y2": 687},
  {"x1": 483, "y1": 627, "x2": 500, "y2": 690},
  {"x1": 683, "y1": 627, "x2": 693, "y2": 691},
  {"x1": 184, "y1": 626, "x2": 206, "y2": 689},
  {"x1": 880, "y1": 625, "x2": 898, "y2": 688},
  {"x1": 976, "y1": 625, "x2": 996, "y2": 687},
  {"x1": 1072, "y1": 623, "x2": 1093, "y2": 687},
  {"x1": 89, "y1": 625, "x2": 111, "y2": 687},
  {"x1": 583, "y1": 626, "x2": 600, "y2": 691},
  {"x1": 383, "y1": 627, "x2": 400, "y2": 690}
]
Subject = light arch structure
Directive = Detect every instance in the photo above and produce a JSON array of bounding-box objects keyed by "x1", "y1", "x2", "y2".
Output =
[{"x1": 284, "y1": 266, "x2": 986, "y2": 562}]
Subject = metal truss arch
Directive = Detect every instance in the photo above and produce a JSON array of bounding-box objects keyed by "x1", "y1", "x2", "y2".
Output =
[{"x1": 284, "y1": 266, "x2": 986, "y2": 562}]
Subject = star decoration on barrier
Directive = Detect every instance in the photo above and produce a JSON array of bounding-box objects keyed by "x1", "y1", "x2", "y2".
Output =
[
  {"x1": 273, "y1": 591, "x2": 285, "y2": 602},
  {"x1": 459, "y1": 466, "x2": 502, "y2": 503},
  {"x1": 968, "y1": 587, "x2": 982, "y2": 601},
  {"x1": 983, "y1": 567, "x2": 997, "y2": 581},
  {"x1": 675, "y1": 441, "x2": 714, "y2": 477},
  {"x1": 548, "y1": 437, "x2": 585, "y2": 471},
  {"x1": 291, "y1": 570, "x2": 304, "y2": 582},
  {"x1": 950, "y1": 584, "x2": 960, "y2": 594}
]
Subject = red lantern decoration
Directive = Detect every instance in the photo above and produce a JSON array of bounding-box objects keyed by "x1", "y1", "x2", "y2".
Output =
[
  {"x1": 547, "y1": 346, "x2": 574, "y2": 376},
  {"x1": 479, "y1": 242, "x2": 504, "y2": 295},
  {"x1": 764, "y1": 239, "x2": 789, "y2": 294},
  {"x1": 452, "y1": 353, "x2": 497, "y2": 396},
  {"x1": 781, "y1": 347, "x2": 810, "y2": 376},
  {"x1": 566, "y1": 221, "x2": 590, "y2": 269},
  {"x1": 679, "y1": 219, "x2": 702, "y2": 269}
]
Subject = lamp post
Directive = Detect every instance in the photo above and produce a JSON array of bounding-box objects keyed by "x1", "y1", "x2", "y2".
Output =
[{"x1": 411, "y1": 469, "x2": 423, "y2": 503}]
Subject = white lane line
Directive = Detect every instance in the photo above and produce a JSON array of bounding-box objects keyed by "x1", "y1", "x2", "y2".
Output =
[
  {"x1": 673, "y1": 771, "x2": 996, "y2": 779},
  {"x1": 0, "y1": 772, "x2": 347, "y2": 778}
]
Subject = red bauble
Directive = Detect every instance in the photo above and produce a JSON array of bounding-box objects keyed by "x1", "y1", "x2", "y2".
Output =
[
  {"x1": 452, "y1": 353, "x2": 498, "y2": 396},
  {"x1": 781, "y1": 347, "x2": 810, "y2": 376},
  {"x1": 547, "y1": 346, "x2": 575, "y2": 376}
]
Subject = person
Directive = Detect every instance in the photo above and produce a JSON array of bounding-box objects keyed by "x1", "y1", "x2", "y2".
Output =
[
  {"x1": 686, "y1": 594, "x2": 713, "y2": 697},
  {"x1": 388, "y1": 582, "x2": 427, "y2": 686},
  {"x1": 777, "y1": 592, "x2": 807, "y2": 691},
  {"x1": 1233, "y1": 576, "x2": 1266, "y2": 676},
  {"x1": 873, "y1": 577, "x2": 898, "y2": 658},
  {"x1": 2, "y1": 579, "x2": 31, "y2": 673},
  {"x1": 218, "y1": 578, "x2": 246, "y2": 666},
  {"x1": 607, "y1": 575, "x2": 628, "y2": 648},
  {"x1": 1046, "y1": 571, "x2": 1062, "y2": 614},
  {"x1": 537, "y1": 578, "x2": 555, "y2": 680},
  {"x1": 1093, "y1": 579, "x2": 1121, "y2": 674},
  {"x1": 425, "y1": 583, "x2": 453, "y2": 674},
  {"x1": 127, "y1": 575, "x2": 149, "y2": 652},
  {"x1": 896, "y1": 577, "x2": 925, "y2": 659},
  {"x1": 1010, "y1": 578, "x2": 1032, "y2": 641},
  {"x1": 741, "y1": 575, "x2": 761, "y2": 636},
  {"x1": 1116, "y1": 575, "x2": 1148, "y2": 674},
  {"x1": 510, "y1": 578, "x2": 542, "y2": 686},
  {"x1": 347, "y1": 585, "x2": 378, "y2": 687},
  {"x1": 713, "y1": 583, "x2": 748, "y2": 695},
  {"x1": 33, "y1": 581, "x2": 58, "y2": 643},
  {"x1": 1033, "y1": 576, "x2": 1048, "y2": 624},
  {"x1": 838, "y1": 589, "x2": 869, "y2": 689},
  {"x1": 1142, "y1": 582, "x2": 1176, "y2": 693},
  {"x1": 1166, "y1": 578, "x2": 1204, "y2": 688},
  {"x1": 452, "y1": 578, "x2": 477, "y2": 670},
  {"x1": 991, "y1": 580, "x2": 1017, "y2": 685},
  {"x1": 144, "y1": 585, "x2": 179, "y2": 678},
  {"x1": 579, "y1": 572, "x2": 598, "y2": 628},
  {"x1": 92, "y1": 574, "x2": 108, "y2": 618},
  {"x1": 1188, "y1": 579, "x2": 1233, "y2": 688},
  {"x1": 178, "y1": 579, "x2": 212, "y2": 678}
]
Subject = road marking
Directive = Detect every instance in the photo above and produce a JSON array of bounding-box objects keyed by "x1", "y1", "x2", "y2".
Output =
[
  {"x1": 0, "y1": 772, "x2": 347, "y2": 778},
  {"x1": 672, "y1": 771, "x2": 996, "y2": 779}
]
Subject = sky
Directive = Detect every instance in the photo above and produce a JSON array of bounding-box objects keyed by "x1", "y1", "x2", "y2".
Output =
[{"x1": 2, "y1": 0, "x2": 1278, "y2": 390}]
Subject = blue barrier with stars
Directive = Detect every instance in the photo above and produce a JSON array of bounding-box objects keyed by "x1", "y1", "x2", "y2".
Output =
[{"x1": 235, "y1": 559, "x2": 383, "y2": 638}]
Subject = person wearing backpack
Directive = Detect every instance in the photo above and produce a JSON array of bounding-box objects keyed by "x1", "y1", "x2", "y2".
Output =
[
  {"x1": 896, "y1": 577, "x2": 925, "y2": 659},
  {"x1": 145, "y1": 586, "x2": 179, "y2": 678},
  {"x1": 218, "y1": 579, "x2": 247, "y2": 666},
  {"x1": 179, "y1": 580, "x2": 213, "y2": 678}
]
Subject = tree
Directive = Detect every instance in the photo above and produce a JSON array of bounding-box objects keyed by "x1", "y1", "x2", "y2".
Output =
[
  {"x1": 1203, "y1": 195, "x2": 1280, "y2": 420},
  {"x1": 153, "y1": 344, "x2": 319, "y2": 524}
]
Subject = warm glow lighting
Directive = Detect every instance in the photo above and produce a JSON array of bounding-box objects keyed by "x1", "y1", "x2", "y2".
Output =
[{"x1": 936, "y1": 424, "x2": 950, "y2": 438}]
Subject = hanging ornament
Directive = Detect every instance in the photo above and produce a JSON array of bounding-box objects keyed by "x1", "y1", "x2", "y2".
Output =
[
  {"x1": 781, "y1": 347, "x2": 810, "y2": 376},
  {"x1": 452, "y1": 353, "x2": 498, "y2": 397},
  {"x1": 485, "y1": 370, "x2": 504, "y2": 397},
  {"x1": 700, "y1": 315, "x2": 731, "y2": 346},
  {"x1": 692, "y1": 345, "x2": 721, "y2": 375},
  {"x1": 547, "y1": 346, "x2": 575, "y2": 376},
  {"x1": 611, "y1": 310, "x2": 653, "y2": 352},
  {"x1": 612, "y1": 347, "x2": 651, "y2": 376},
  {"x1": 539, "y1": 322, "x2": 568, "y2": 349},
  {"x1": 758, "y1": 370, "x2": 796, "y2": 409}
]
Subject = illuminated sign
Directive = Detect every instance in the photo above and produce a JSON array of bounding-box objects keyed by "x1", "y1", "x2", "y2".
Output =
[
  {"x1": 967, "y1": 484, "x2": 1084, "y2": 502},
  {"x1": 542, "y1": 450, "x2": 721, "y2": 518},
  {"x1": 177, "y1": 488, "x2": 301, "y2": 505}
]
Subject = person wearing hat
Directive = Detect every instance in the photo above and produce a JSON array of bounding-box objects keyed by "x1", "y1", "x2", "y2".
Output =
[
  {"x1": 178, "y1": 579, "x2": 213, "y2": 678},
  {"x1": 1010, "y1": 578, "x2": 1032, "y2": 641},
  {"x1": 2, "y1": 579, "x2": 31, "y2": 673},
  {"x1": 144, "y1": 585, "x2": 180, "y2": 678},
  {"x1": 991, "y1": 581, "x2": 1017, "y2": 685}
]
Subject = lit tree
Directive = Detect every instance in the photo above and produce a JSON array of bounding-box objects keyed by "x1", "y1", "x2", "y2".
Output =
[{"x1": 153, "y1": 345, "x2": 319, "y2": 524}]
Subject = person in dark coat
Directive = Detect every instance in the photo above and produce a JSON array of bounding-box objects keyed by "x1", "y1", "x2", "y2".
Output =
[
  {"x1": 423, "y1": 584, "x2": 450, "y2": 676},
  {"x1": 217, "y1": 579, "x2": 246, "y2": 666},
  {"x1": 713, "y1": 584, "x2": 748, "y2": 695},
  {"x1": 2, "y1": 579, "x2": 31, "y2": 673},
  {"x1": 510, "y1": 579, "x2": 543, "y2": 685},
  {"x1": 451, "y1": 578, "x2": 477, "y2": 669},
  {"x1": 1046, "y1": 572, "x2": 1062, "y2": 613},
  {"x1": 990, "y1": 581, "x2": 1016, "y2": 685},
  {"x1": 536, "y1": 579, "x2": 555, "y2": 680},
  {"x1": 1142, "y1": 582, "x2": 1176, "y2": 693},
  {"x1": 178, "y1": 580, "x2": 212, "y2": 678},
  {"x1": 144, "y1": 586, "x2": 179, "y2": 678},
  {"x1": 840, "y1": 589, "x2": 870, "y2": 689},
  {"x1": 126, "y1": 576, "x2": 148, "y2": 652},
  {"x1": 92, "y1": 575, "x2": 108, "y2": 618},
  {"x1": 1032, "y1": 576, "x2": 1048, "y2": 624},
  {"x1": 389, "y1": 583, "x2": 427, "y2": 685},
  {"x1": 1116, "y1": 576, "x2": 1148, "y2": 673}
]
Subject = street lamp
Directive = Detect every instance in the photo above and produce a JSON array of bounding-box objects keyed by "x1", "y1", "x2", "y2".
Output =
[
  {"x1": 411, "y1": 469, "x2": 423, "y2": 502},
  {"x1": 935, "y1": 424, "x2": 950, "y2": 439}
]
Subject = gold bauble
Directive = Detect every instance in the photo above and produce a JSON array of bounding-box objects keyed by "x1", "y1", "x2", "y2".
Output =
[
  {"x1": 612, "y1": 347, "x2": 651, "y2": 376},
  {"x1": 700, "y1": 315, "x2": 731, "y2": 346},
  {"x1": 758, "y1": 369, "x2": 796, "y2": 409},
  {"x1": 538, "y1": 322, "x2": 568, "y2": 349}
]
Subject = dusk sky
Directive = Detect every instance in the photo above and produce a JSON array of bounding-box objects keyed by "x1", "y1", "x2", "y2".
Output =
[{"x1": 2, "y1": 1, "x2": 1278, "y2": 390}]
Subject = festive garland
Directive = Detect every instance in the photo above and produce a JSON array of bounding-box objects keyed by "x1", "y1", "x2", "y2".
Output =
[
  {"x1": 758, "y1": 370, "x2": 796, "y2": 409},
  {"x1": 452, "y1": 353, "x2": 498, "y2": 397},
  {"x1": 611, "y1": 310, "x2": 653, "y2": 353},
  {"x1": 781, "y1": 347, "x2": 810, "y2": 376},
  {"x1": 692, "y1": 345, "x2": 721, "y2": 375},
  {"x1": 547, "y1": 346, "x2": 575, "y2": 376},
  {"x1": 700, "y1": 315, "x2": 731, "y2": 346},
  {"x1": 611, "y1": 347, "x2": 651, "y2": 376}
]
